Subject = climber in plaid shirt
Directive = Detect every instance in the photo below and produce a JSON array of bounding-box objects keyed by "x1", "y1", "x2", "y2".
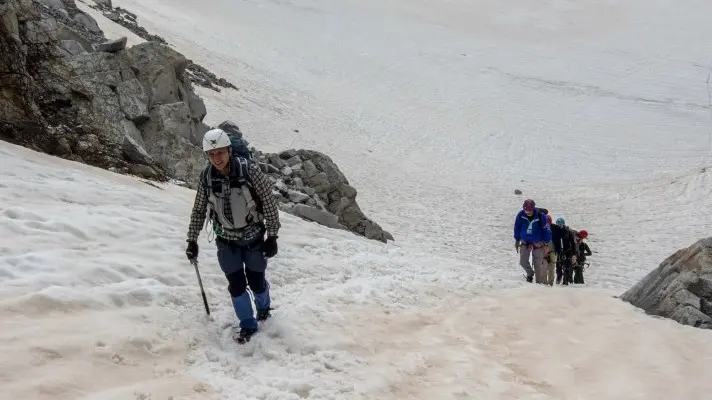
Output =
[{"x1": 185, "y1": 128, "x2": 281, "y2": 343}]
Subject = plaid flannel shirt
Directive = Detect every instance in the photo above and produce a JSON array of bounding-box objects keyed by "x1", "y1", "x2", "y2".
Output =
[{"x1": 187, "y1": 161, "x2": 280, "y2": 243}]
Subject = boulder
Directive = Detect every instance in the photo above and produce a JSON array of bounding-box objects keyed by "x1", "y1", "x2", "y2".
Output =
[
  {"x1": 20, "y1": 17, "x2": 58, "y2": 43},
  {"x1": 218, "y1": 120, "x2": 242, "y2": 137},
  {"x1": 116, "y1": 78, "x2": 149, "y2": 122},
  {"x1": 126, "y1": 41, "x2": 207, "y2": 124},
  {"x1": 620, "y1": 237, "x2": 712, "y2": 329},
  {"x1": 140, "y1": 102, "x2": 207, "y2": 186},
  {"x1": 289, "y1": 204, "x2": 343, "y2": 229},
  {"x1": 126, "y1": 41, "x2": 187, "y2": 106},
  {"x1": 72, "y1": 13, "x2": 100, "y2": 33},
  {"x1": 93, "y1": 36, "x2": 126, "y2": 53},
  {"x1": 57, "y1": 39, "x2": 86, "y2": 55},
  {"x1": 37, "y1": 0, "x2": 65, "y2": 9},
  {"x1": 93, "y1": 0, "x2": 113, "y2": 8}
]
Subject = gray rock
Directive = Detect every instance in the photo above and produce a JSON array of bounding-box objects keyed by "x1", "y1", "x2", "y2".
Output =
[
  {"x1": 279, "y1": 149, "x2": 297, "y2": 159},
  {"x1": 94, "y1": 0, "x2": 112, "y2": 8},
  {"x1": 128, "y1": 163, "x2": 161, "y2": 179},
  {"x1": 57, "y1": 39, "x2": 86, "y2": 56},
  {"x1": 54, "y1": 51, "x2": 134, "y2": 90},
  {"x1": 515, "y1": 189, "x2": 523, "y2": 195},
  {"x1": 189, "y1": 122, "x2": 210, "y2": 147},
  {"x1": 37, "y1": 0, "x2": 65, "y2": 9},
  {"x1": 620, "y1": 237, "x2": 712, "y2": 330},
  {"x1": 126, "y1": 41, "x2": 188, "y2": 107},
  {"x1": 55, "y1": 23, "x2": 93, "y2": 53},
  {"x1": 302, "y1": 160, "x2": 318, "y2": 178},
  {"x1": 288, "y1": 204, "x2": 342, "y2": 229},
  {"x1": 120, "y1": 120, "x2": 152, "y2": 164},
  {"x1": 0, "y1": 4, "x2": 20, "y2": 42},
  {"x1": 287, "y1": 189, "x2": 310, "y2": 203},
  {"x1": 268, "y1": 154, "x2": 286, "y2": 169},
  {"x1": 217, "y1": 120, "x2": 242, "y2": 137},
  {"x1": 21, "y1": 18, "x2": 58, "y2": 43},
  {"x1": 179, "y1": 83, "x2": 207, "y2": 122},
  {"x1": 139, "y1": 102, "x2": 207, "y2": 187},
  {"x1": 94, "y1": 36, "x2": 127, "y2": 53},
  {"x1": 116, "y1": 78, "x2": 149, "y2": 122},
  {"x1": 73, "y1": 13, "x2": 101, "y2": 33},
  {"x1": 74, "y1": 133, "x2": 101, "y2": 153},
  {"x1": 274, "y1": 179, "x2": 288, "y2": 193},
  {"x1": 280, "y1": 166, "x2": 293, "y2": 176},
  {"x1": 286, "y1": 155, "x2": 302, "y2": 166}
]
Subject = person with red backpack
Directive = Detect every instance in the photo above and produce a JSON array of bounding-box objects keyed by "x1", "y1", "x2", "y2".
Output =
[
  {"x1": 514, "y1": 199, "x2": 552, "y2": 283},
  {"x1": 573, "y1": 229, "x2": 592, "y2": 284}
]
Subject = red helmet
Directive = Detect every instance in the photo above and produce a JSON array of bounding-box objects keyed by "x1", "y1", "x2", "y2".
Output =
[
  {"x1": 546, "y1": 215, "x2": 552, "y2": 225},
  {"x1": 578, "y1": 229, "x2": 588, "y2": 239}
]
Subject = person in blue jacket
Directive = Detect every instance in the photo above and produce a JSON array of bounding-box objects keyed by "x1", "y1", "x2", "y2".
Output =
[{"x1": 514, "y1": 199, "x2": 552, "y2": 283}]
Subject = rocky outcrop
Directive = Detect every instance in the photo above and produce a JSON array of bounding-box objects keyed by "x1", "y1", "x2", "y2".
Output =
[
  {"x1": 87, "y1": 1, "x2": 237, "y2": 92},
  {"x1": 620, "y1": 237, "x2": 712, "y2": 329},
  {"x1": 1, "y1": 0, "x2": 208, "y2": 184},
  {"x1": 255, "y1": 147, "x2": 393, "y2": 243}
]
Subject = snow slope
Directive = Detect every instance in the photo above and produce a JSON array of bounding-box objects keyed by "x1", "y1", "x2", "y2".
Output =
[
  {"x1": 3, "y1": 140, "x2": 712, "y2": 400},
  {"x1": 3, "y1": 0, "x2": 712, "y2": 398}
]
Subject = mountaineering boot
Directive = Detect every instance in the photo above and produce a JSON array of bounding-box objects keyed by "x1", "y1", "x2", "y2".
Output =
[
  {"x1": 257, "y1": 307, "x2": 272, "y2": 321},
  {"x1": 253, "y1": 281, "x2": 272, "y2": 321},
  {"x1": 231, "y1": 293, "x2": 258, "y2": 331},
  {"x1": 233, "y1": 327, "x2": 258, "y2": 344}
]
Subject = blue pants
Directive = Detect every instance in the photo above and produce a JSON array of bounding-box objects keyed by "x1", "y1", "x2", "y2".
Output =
[{"x1": 216, "y1": 238, "x2": 270, "y2": 330}]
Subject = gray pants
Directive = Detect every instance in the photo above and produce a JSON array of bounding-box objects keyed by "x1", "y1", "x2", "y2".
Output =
[{"x1": 520, "y1": 242, "x2": 545, "y2": 283}]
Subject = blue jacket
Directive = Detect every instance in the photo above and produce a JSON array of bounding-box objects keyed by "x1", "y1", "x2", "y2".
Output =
[{"x1": 513, "y1": 210, "x2": 551, "y2": 243}]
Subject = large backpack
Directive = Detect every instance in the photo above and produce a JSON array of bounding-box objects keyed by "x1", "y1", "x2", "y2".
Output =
[{"x1": 217, "y1": 121, "x2": 252, "y2": 160}]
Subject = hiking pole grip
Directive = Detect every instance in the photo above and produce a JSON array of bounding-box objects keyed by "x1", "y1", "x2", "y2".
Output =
[{"x1": 190, "y1": 258, "x2": 211, "y2": 316}]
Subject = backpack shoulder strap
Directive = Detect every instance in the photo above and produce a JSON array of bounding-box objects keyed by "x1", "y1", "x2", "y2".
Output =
[
  {"x1": 200, "y1": 164, "x2": 213, "y2": 191},
  {"x1": 230, "y1": 156, "x2": 253, "y2": 186}
]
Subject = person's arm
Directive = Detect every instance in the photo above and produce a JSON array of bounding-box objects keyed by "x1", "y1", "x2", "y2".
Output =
[
  {"x1": 248, "y1": 163, "x2": 281, "y2": 237},
  {"x1": 583, "y1": 243, "x2": 592, "y2": 256},
  {"x1": 187, "y1": 178, "x2": 209, "y2": 242},
  {"x1": 543, "y1": 220, "x2": 552, "y2": 243},
  {"x1": 513, "y1": 214, "x2": 522, "y2": 242}
]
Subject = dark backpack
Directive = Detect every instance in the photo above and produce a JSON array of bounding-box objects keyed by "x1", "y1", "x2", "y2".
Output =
[
  {"x1": 217, "y1": 121, "x2": 252, "y2": 160},
  {"x1": 228, "y1": 135, "x2": 252, "y2": 160}
]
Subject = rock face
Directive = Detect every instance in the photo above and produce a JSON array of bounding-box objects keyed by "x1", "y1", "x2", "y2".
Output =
[
  {"x1": 0, "y1": 0, "x2": 209, "y2": 185},
  {"x1": 620, "y1": 237, "x2": 712, "y2": 329}
]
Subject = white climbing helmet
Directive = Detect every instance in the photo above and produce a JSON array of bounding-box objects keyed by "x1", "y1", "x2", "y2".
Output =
[{"x1": 202, "y1": 128, "x2": 231, "y2": 152}]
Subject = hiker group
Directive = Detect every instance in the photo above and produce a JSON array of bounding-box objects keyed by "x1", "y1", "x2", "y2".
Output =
[{"x1": 513, "y1": 199, "x2": 592, "y2": 285}]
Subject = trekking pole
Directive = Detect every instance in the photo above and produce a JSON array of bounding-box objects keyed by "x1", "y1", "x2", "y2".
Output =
[{"x1": 190, "y1": 258, "x2": 211, "y2": 316}]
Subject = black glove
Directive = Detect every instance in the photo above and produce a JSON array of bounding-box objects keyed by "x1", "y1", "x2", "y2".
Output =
[
  {"x1": 261, "y1": 236, "x2": 278, "y2": 258},
  {"x1": 186, "y1": 240, "x2": 198, "y2": 260}
]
